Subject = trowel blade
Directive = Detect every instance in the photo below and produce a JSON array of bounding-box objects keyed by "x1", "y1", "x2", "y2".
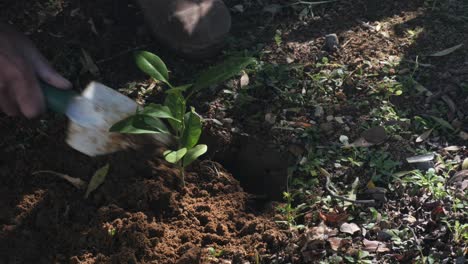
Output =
[{"x1": 65, "y1": 81, "x2": 172, "y2": 156}]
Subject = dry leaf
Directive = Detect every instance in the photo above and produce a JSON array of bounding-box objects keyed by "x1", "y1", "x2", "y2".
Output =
[
  {"x1": 363, "y1": 239, "x2": 390, "y2": 252},
  {"x1": 367, "y1": 180, "x2": 376, "y2": 189},
  {"x1": 240, "y1": 71, "x2": 249, "y2": 88},
  {"x1": 340, "y1": 222, "x2": 361, "y2": 235},
  {"x1": 32, "y1": 171, "x2": 86, "y2": 190},
  {"x1": 80, "y1": 49, "x2": 100, "y2": 76},
  {"x1": 404, "y1": 215, "x2": 417, "y2": 224},
  {"x1": 441, "y1": 95, "x2": 456, "y2": 113},
  {"x1": 447, "y1": 170, "x2": 468, "y2": 191},
  {"x1": 306, "y1": 222, "x2": 339, "y2": 241},
  {"x1": 444, "y1": 146, "x2": 460, "y2": 152},
  {"x1": 416, "y1": 128, "x2": 433, "y2": 143},
  {"x1": 319, "y1": 212, "x2": 348, "y2": 225},
  {"x1": 429, "y1": 44, "x2": 463, "y2": 57},
  {"x1": 85, "y1": 164, "x2": 110, "y2": 199},
  {"x1": 290, "y1": 121, "x2": 312, "y2": 128},
  {"x1": 431, "y1": 206, "x2": 446, "y2": 219},
  {"x1": 328, "y1": 237, "x2": 343, "y2": 251}
]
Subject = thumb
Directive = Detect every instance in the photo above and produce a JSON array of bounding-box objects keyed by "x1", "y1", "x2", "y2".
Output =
[{"x1": 27, "y1": 47, "x2": 72, "y2": 90}]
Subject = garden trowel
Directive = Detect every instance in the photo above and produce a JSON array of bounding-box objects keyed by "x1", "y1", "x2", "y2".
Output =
[{"x1": 42, "y1": 81, "x2": 173, "y2": 156}]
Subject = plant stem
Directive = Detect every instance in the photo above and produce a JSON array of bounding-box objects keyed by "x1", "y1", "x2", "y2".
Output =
[{"x1": 178, "y1": 163, "x2": 185, "y2": 188}]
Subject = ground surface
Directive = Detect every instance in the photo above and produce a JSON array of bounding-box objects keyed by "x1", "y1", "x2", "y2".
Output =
[{"x1": 0, "y1": 0, "x2": 467, "y2": 263}]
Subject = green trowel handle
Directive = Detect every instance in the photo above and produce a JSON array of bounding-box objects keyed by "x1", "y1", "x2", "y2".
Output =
[{"x1": 40, "y1": 81, "x2": 79, "y2": 114}]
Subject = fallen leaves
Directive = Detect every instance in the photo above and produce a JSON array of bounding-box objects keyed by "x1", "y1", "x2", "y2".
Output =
[
  {"x1": 319, "y1": 212, "x2": 349, "y2": 225},
  {"x1": 416, "y1": 128, "x2": 433, "y2": 143},
  {"x1": 362, "y1": 239, "x2": 390, "y2": 252},
  {"x1": 340, "y1": 222, "x2": 361, "y2": 235},
  {"x1": 328, "y1": 237, "x2": 344, "y2": 251}
]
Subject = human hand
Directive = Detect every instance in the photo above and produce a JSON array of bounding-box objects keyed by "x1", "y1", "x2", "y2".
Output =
[{"x1": 0, "y1": 24, "x2": 71, "y2": 118}]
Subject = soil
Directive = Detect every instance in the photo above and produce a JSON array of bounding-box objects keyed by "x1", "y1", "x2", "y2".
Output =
[
  {"x1": 1, "y1": 0, "x2": 467, "y2": 263},
  {"x1": 0, "y1": 131, "x2": 288, "y2": 263}
]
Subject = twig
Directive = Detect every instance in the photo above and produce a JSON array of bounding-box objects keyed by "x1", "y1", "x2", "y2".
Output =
[
  {"x1": 32, "y1": 170, "x2": 86, "y2": 190},
  {"x1": 325, "y1": 174, "x2": 375, "y2": 205}
]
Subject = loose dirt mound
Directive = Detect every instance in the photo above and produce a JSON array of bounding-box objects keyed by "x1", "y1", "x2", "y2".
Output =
[{"x1": 0, "y1": 138, "x2": 288, "y2": 263}]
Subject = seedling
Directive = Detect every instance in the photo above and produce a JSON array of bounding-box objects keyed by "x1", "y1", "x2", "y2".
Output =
[
  {"x1": 110, "y1": 51, "x2": 255, "y2": 186},
  {"x1": 207, "y1": 247, "x2": 224, "y2": 258}
]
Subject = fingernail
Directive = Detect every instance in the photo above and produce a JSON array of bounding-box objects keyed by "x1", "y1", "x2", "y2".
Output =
[{"x1": 56, "y1": 76, "x2": 73, "y2": 89}]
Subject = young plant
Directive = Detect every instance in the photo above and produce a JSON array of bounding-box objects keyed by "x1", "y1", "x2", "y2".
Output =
[
  {"x1": 399, "y1": 168, "x2": 447, "y2": 199},
  {"x1": 110, "y1": 51, "x2": 255, "y2": 186}
]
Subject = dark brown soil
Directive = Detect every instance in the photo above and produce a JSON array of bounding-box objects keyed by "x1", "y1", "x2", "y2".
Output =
[{"x1": 0, "y1": 127, "x2": 288, "y2": 263}]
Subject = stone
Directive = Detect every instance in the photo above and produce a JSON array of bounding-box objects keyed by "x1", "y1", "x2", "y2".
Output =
[{"x1": 324, "y1": 33, "x2": 339, "y2": 51}]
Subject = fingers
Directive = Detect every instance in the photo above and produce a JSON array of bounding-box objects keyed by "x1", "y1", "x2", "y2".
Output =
[
  {"x1": 0, "y1": 54, "x2": 44, "y2": 118},
  {"x1": 13, "y1": 65, "x2": 45, "y2": 118},
  {"x1": 25, "y1": 45, "x2": 72, "y2": 90},
  {"x1": 0, "y1": 81, "x2": 20, "y2": 116}
]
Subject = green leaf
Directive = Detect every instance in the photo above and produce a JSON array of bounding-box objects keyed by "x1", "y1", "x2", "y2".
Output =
[
  {"x1": 84, "y1": 164, "x2": 109, "y2": 199},
  {"x1": 164, "y1": 92, "x2": 186, "y2": 133},
  {"x1": 166, "y1": 84, "x2": 192, "y2": 94},
  {"x1": 135, "y1": 51, "x2": 170, "y2": 85},
  {"x1": 430, "y1": 116, "x2": 455, "y2": 131},
  {"x1": 183, "y1": 144, "x2": 207, "y2": 167},
  {"x1": 142, "y1": 104, "x2": 181, "y2": 122},
  {"x1": 192, "y1": 57, "x2": 256, "y2": 93},
  {"x1": 110, "y1": 115, "x2": 169, "y2": 134},
  {"x1": 181, "y1": 108, "x2": 202, "y2": 149},
  {"x1": 164, "y1": 148, "x2": 187, "y2": 163},
  {"x1": 139, "y1": 115, "x2": 170, "y2": 133}
]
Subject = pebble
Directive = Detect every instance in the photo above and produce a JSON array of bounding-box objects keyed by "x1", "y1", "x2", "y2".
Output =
[
  {"x1": 334, "y1": 116, "x2": 344, "y2": 124},
  {"x1": 325, "y1": 33, "x2": 339, "y2": 51},
  {"x1": 459, "y1": 131, "x2": 468, "y2": 140},
  {"x1": 314, "y1": 106, "x2": 324, "y2": 117},
  {"x1": 265, "y1": 113, "x2": 277, "y2": 125},
  {"x1": 222, "y1": 118, "x2": 234, "y2": 124}
]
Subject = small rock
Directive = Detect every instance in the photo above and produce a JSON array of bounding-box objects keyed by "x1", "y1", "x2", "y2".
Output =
[
  {"x1": 324, "y1": 33, "x2": 339, "y2": 51},
  {"x1": 460, "y1": 131, "x2": 468, "y2": 140},
  {"x1": 222, "y1": 118, "x2": 234, "y2": 124},
  {"x1": 265, "y1": 113, "x2": 277, "y2": 124},
  {"x1": 362, "y1": 126, "x2": 387, "y2": 144},
  {"x1": 314, "y1": 106, "x2": 324, "y2": 117},
  {"x1": 334, "y1": 116, "x2": 344, "y2": 124},
  {"x1": 240, "y1": 72, "x2": 249, "y2": 88},
  {"x1": 377, "y1": 231, "x2": 392, "y2": 241},
  {"x1": 326, "y1": 115, "x2": 334, "y2": 122}
]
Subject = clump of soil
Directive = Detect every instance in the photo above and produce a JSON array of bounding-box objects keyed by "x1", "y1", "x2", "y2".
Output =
[{"x1": 0, "y1": 143, "x2": 288, "y2": 263}]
